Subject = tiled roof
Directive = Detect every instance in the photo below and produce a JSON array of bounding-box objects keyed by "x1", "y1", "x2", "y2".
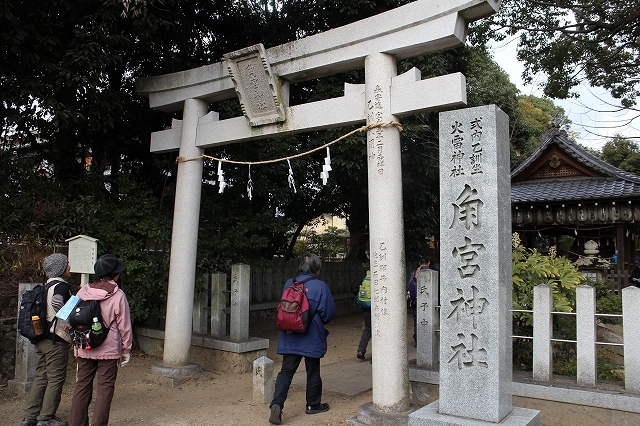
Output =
[
  {"x1": 512, "y1": 177, "x2": 640, "y2": 203},
  {"x1": 511, "y1": 127, "x2": 640, "y2": 204}
]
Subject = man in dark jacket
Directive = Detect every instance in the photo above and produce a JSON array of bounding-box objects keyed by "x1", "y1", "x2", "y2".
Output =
[{"x1": 269, "y1": 253, "x2": 336, "y2": 425}]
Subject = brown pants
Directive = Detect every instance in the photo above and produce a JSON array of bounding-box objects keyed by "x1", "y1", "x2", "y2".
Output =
[
  {"x1": 23, "y1": 339, "x2": 70, "y2": 421},
  {"x1": 70, "y1": 358, "x2": 119, "y2": 426}
]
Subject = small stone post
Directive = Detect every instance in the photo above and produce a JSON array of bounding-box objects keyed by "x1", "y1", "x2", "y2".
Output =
[
  {"x1": 192, "y1": 276, "x2": 209, "y2": 334},
  {"x1": 8, "y1": 283, "x2": 38, "y2": 395},
  {"x1": 416, "y1": 270, "x2": 439, "y2": 368},
  {"x1": 253, "y1": 356, "x2": 275, "y2": 404},
  {"x1": 230, "y1": 264, "x2": 250, "y2": 341},
  {"x1": 211, "y1": 273, "x2": 227, "y2": 337},
  {"x1": 576, "y1": 285, "x2": 596, "y2": 386},
  {"x1": 533, "y1": 284, "x2": 553, "y2": 381},
  {"x1": 622, "y1": 286, "x2": 640, "y2": 391}
]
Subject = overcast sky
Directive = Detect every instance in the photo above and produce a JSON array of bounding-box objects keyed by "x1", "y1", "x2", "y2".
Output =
[{"x1": 489, "y1": 39, "x2": 640, "y2": 151}]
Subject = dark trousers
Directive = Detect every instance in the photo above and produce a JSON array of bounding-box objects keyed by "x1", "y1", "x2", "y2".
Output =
[
  {"x1": 358, "y1": 308, "x2": 372, "y2": 354},
  {"x1": 70, "y1": 357, "x2": 119, "y2": 426},
  {"x1": 271, "y1": 354, "x2": 321, "y2": 409}
]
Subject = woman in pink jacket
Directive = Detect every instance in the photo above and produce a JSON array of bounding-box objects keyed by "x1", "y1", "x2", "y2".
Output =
[{"x1": 70, "y1": 254, "x2": 132, "y2": 426}]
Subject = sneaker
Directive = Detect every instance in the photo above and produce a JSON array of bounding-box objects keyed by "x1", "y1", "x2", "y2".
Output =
[
  {"x1": 269, "y1": 404, "x2": 282, "y2": 425},
  {"x1": 20, "y1": 419, "x2": 37, "y2": 426},
  {"x1": 305, "y1": 403, "x2": 330, "y2": 414},
  {"x1": 36, "y1": 418, "x2": 67, "y2": 426},
  {"x1": 356, "y1": 351, "x2": 365, "y2": 360}
]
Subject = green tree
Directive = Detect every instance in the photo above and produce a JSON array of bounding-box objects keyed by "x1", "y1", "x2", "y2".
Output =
[
  {"x1": 293, "y1": 227, "x2": 349, "y2": 260},
  {"x1": 510, "y1": 95, "x2": 570, "y2": 168},
  {"x1": 475, "y1": 1, "x2": 640, "y2": 108},
  {"x1": 599, "y1": 135, "x2": 640, "y2": 174},
  {"x1": 0, "y1": 1, "x2": 574, "y2": 323}
]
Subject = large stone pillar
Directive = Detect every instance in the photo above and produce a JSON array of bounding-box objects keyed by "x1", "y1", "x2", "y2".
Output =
[
  {"x1": 162, "y1": 98, "x2": 209, "y2": 367},
  {"x1": 410, "y1": 105, "x2": 539, "y2": 425},
  {"x1": 365, "y1": 52, "x2": 410, "y2": 414}
]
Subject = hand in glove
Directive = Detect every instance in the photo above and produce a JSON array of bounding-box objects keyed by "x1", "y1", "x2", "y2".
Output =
[{"x1": 120, "y1": 353, "x2": 131, "y2": 367}]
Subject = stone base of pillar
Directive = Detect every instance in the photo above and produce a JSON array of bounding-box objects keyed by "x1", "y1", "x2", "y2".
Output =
[
  {"x1": 408, "y1": 401, "x2": 540, "y2": 426},
  {"x1": 147, "y1": 363, "x2": 202, "y2": 386},
  {"x1": 410, "y1": 381, "x2": 431, "y2": 406},
  {"x1": 346, "y1": 402, "x2": 419, "y2": 425},
  {"x1": 7, "y1": 379, "x2": 31, "y2": 396}
]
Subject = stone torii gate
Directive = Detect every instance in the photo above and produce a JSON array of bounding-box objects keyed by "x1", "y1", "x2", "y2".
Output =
[{"x1": 137, "y1": 0, "x2": 499, "y2": 422}]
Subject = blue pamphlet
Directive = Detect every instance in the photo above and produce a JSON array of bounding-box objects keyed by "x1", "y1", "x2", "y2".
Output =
[{"x1": 56, "y1": 295, "x2": 80, "y2": 320}]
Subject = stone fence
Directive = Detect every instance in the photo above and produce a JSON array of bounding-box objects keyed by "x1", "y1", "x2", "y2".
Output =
[
  {"x1": 410, "y1": 270, "x2": 640, "y2": 413},
  {"x1": 136, "y1": 262, "x2": 365, "y2": 374}
]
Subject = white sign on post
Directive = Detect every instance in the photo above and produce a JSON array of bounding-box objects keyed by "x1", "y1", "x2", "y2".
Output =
[{"x1": 65, "y1": 234, "x2": 98, "y2": 285}]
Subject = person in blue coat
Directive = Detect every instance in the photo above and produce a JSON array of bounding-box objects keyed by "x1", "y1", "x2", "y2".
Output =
[{"x1": 269, "y1": 253, "x2": 336, "y2": 425}]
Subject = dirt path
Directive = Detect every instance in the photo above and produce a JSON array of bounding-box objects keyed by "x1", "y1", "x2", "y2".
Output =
[{"x1": 2, "y1": 312, "x2": 639, "y2": 425}]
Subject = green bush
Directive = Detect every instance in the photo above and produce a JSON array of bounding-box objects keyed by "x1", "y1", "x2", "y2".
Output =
[
  {"x1": 587, "y1": 278, "x2": 623, "y2": 323},
  {"x1": 512, "y1": 232, "x2": 585, "y2": 370}
]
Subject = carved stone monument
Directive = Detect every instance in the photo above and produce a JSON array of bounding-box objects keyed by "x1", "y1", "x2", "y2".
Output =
[{"x1": 409, "y1": 105, "x2": 539, "y2": 425}]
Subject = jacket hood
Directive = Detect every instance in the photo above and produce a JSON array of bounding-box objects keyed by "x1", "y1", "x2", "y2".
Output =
[{"x1": 77, "y1": 279, "x2": 119, "y2": 301}]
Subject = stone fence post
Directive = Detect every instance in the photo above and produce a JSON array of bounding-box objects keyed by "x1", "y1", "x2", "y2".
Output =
[
  {"x1": 230, "y1": 264, "x2": 250, "y2": 341},
  {"x1": 7, "y1": 283, "x2": 38, "y2": 395},
  {"x1": 622, "y1": 286, "x2": 640, "y2": 392},
  {"x1": 576, "y1": 285, "x2": 596, "y2": 386},
  {"x1": 211, "y1": 273, "x2": 227, "y2": 337},
  {"x1": 416, "y1": 269, "x2": 438, "y2": 368},
  {"x1": 193, "y1": 273, "x2": 209, "y2": 334},
  {"x1": 532, "y1": 284, "x2": 553, "y2": 381}
]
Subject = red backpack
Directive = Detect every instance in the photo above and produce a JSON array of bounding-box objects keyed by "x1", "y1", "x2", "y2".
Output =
[{"x1": 277, "y1": 277, "x2": 313, "y2": 333}]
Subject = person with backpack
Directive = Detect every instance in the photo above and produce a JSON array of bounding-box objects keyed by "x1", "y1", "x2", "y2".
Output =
[
  {"x1": 70, "y1": 254, "x2": 132, "y2": 426},
  {"x1": 269, "y1": 253, "x2": 336, "y2": 425},
  {"x1": 20, "y1": 253, "x2": 72, "y2": 426},
  {"x1": 351, "y1": 266, "x2": 371, "y2": 361}
]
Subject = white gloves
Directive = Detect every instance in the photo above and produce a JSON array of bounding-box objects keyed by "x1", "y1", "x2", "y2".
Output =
[{"x1": 120, "y1": 353, "x2": 131, "y2": 367}]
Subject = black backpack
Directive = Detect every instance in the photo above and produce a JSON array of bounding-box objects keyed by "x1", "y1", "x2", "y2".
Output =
[
  {"x1": 68, "y1": 299, "x2": 109, "y2": 350},
  {"x1": 18, "y1": 281, "x2": 58, "y2": 343}
]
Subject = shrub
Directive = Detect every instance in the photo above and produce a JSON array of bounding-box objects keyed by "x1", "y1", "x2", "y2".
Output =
[{"x1": 512, "y1": 232, "x2": 585, "y2": 370}]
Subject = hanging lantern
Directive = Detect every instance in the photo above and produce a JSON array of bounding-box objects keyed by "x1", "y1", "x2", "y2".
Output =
[
  {"x1": 611, "y1": 202, "x2": 620, "y2": 221},
  {"x1": 556, "y1": 205, "x2": 565, "y2": 224},
  {"x1": 567, "y1": 206, "x2": 576, "y2": 224}
]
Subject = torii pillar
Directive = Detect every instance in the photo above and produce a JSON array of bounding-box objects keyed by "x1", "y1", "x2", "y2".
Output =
[
  {"x1": 365, "y1": 53, "x2": 410, "y2": 414},
  {"x1": 150, "y1": 98, "x2": 210, "y2": 378}
]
